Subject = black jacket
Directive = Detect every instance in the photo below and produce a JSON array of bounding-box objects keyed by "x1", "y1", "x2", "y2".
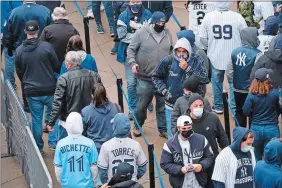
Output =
[
  {"x1": 15, "y1": 38, "x2": 58, "y2": 97},
  {"x1": 40, "y1": 19, "x2": 79, "y2": 72},
  {"x1": 160, "y1": 133, "x2": 214, "y2": 188},
  {"x1": 36, "y1": 1, "x2": 64, "y2": 12},
  {"x1": 48, "y1": 67, "x2": 101, "y2": 126},
  {"x1": 112, "y1": 180, "x2": 143, "y2": 188},
  {"x1": 142, "y1": 1, "x2": 173, "y2": 22},
  {"x1": 187, "y1": 111, "x2": 229, "y2": 158}
]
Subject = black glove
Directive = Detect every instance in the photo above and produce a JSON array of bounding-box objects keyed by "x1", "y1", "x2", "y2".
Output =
[
  {"x1": 180, "y1": 26, "x2": 186, "y2": 31},
  {"x1": 162, "y1": 89, "x2": 172, "y2": 101}
]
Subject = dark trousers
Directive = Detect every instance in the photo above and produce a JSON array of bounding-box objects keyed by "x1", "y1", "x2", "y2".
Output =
[{"x1": 234, "y1": 91, "x2": 248, "y2": 127}]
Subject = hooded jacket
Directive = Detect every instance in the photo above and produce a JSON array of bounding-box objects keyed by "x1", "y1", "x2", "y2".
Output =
[
  {"x1": 160, "y1": 132, "x2": 214, "y2": 188},
  {"x1": 152, "y1": 38, "x2": 208, "y2": 107},
  {"x1": 15, "y1": 38, "x2": 58, "y2": 97},
  {"x1": 40, "y1": 19, "x2": 79, "y2": 71},
  {"x1": 250, "y1": 34, "x2": 282, "y2": 88},
  {"x1": 81, "y1": 102, "x2": 120, "y2": 152},
  {"x1": 127, "y1": 24, "x2": 173, "y2": 81},
  {"x1": 143, "y1": 1, "x2": 173, "y2": 22},
  {"x1": 229, "y1": 27, "x2": 261, "y2": 93},
  {"x1": 254, "y1": 139, "x2": 282, "y2": 188},
  {"x1": 212, "y1": 127, "x2": 256, "y2": 188},
  {"x1": 2, "y1": 2, "x2": 51, "y2": 50}
]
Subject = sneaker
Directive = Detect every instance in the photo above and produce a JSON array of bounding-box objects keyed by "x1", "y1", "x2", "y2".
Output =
[
  {"x1": 128, "y1": 113, "x2": 133, "y2": 121},
  {"x1": 97, "y1": 24, "x2": 105, "y2": 34},
  {"x1": 49, "y1": 146, "x2": 56, "y2": 151},
  {"x1": 159, "y1": 131, "x2": 168, "y2": 139},
  {"x1": 42, "y1": 126, "x2": 48, "y2": 133},
  {"x1": 40, "y1": 151, "x2": 47, "y2": 156},
  {"x1": 100, "y1": 4, "x2": 104, "y2": 11},
  {"x1": 86, "y1": 9, "x2": 94, "y2": 19},
  {"x1": 13, "y1": 84, "x2": 17, "y2": 90},
  {"x1": 111, "y1": 42, "x2": 119, "y2": 55},
  {"x1": 133, "y1": 127, "x2": 141, "y2": 137},
  {"x1": 110, "y1": 26, "x2": 115, "y2": 37},
  {"x1": 147, "y1": 102, "x2": 154, "y2": 112},
  {"x1": 212, "y1": 106, "x2": 223, "y2": 114}
]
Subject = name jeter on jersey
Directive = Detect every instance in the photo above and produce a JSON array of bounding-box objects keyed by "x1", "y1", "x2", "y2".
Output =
[
  {"x1": 193, "y1": 3, "x2": 208, "y2": 10},
  {"x1": 111, "y1": 147, "x2": 136, "y2": 158},
  {"x1": 60, "y1": 144, "x2": 91, "y2": 154}
]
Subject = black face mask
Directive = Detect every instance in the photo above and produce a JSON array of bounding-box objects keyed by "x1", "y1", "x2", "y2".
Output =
[
  {"x1": 153, "y1": 24, "x2": 165, "y2": 33},
  {"x1": 181, "y1": 130, "x2": 194, "y2": 138}
]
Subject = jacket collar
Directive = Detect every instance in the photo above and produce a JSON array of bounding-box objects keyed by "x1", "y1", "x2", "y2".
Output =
[
  {"x1": 54, "y1": 19, "x2": 71, "y2": 25},
  {"x1": 68, "y1": 66, "x2": 81, "y2": 71}
]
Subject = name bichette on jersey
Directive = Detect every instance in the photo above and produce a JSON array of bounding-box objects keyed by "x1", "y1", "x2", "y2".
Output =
[
  {"x1": 111, "y1": 147, "x2": 135, "y2": 157},
  {"x1": 60, "y1": 144, "x2": 91, "y2": 154}
]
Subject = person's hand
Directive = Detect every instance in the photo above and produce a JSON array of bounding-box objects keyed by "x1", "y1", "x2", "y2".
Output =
[
  {"x1": 101, "y1": 184, "x2": 110, "y2": 188},
  {"x1": 130, "y1": 20, "x2": 137, "y2": 30},
  {"x1": 132, "y1": 64, "x2": 139, "y2": 74},
  {"x1": 179, "y1": 59, "x2": 188, "y2": 70},
  {"x1": 47, "y1": 124, "x2": 54, "y2": 132},
  {"x1": 192, "y1": 164, "x2": 203, "y2": 173},
  {"x1": 181, "y1": 166, "x2": 188, "y2": 174}
]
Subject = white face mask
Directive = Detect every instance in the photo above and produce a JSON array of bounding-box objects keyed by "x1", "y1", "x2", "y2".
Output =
[
  {"x1": 192, "y1": 107, "x2": 203, "y2": 117},
  {"x1": 241, "y1": 145, "x2": 252, "y2": 153}
]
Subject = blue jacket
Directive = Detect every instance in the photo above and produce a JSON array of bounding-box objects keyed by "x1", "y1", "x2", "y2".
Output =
[
  {"x1": 243, "y1": 88, "x2": 281, "y2": 125},
  {"x1": 160, "y1": 133, "x2": 214, "y2": 188},
  {"x1": 263, "y1": 16, "x2": 279, "y2": 35},
  {"x1": 273, "y1": 1, "x2": 282, "y2": 28},
  {"x1": 232, "y1": 27, "x2": 261, "y2": 92},
  {"x1": 152, "y1": 38, "x2": 208, "y2": 107},
  {"x1": 60, "y1": 53, "x2": 98, "y2": 76},
  {"x1": 2, "y1": 2, "x2": 51, "y2": 49},
  {"x1": 254, "y1": 139, "x2": 282, "y2": 188},
  {"x1": 1, "y1": 1, "x2": 22, "y2": 33},
  {"x1": 81, "y1": 102, "x2": 120, "y2": 153},
  {"x1": 116, "y1": 6, "x2": 152, "y2": 63}
]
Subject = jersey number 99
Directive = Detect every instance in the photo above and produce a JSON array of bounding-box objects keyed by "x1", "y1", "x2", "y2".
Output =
[{"x1": 213, "y1": 25, "x2": 232, "y2": 39}]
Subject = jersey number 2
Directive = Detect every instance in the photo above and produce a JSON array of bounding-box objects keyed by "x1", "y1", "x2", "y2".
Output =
[
  {"x1": 112, "y1": 159, "x2": 134, "y2": 176},
  {"x1": 67, "y1": 155, "x2": 84, "y2": 172},
  {"x1": 213, "y1": 25, "x2": 232, "y2": 39},
  {"x1": 197, "y1": 11, "x2": 205, "y2": 25}
]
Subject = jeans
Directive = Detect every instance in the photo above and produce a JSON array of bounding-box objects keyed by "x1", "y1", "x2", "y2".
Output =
[
  {"x1": 86, "y1": 1, "x2": 92, "y2": 10},
  {"x1": 251, "y1": 124, "x2": 280, "y2": 161},
  {"x1": 26, "y1": 96, "x2": 55, "y2": 151},
  {"x1": 165, "y1": 106, "x2": 173, "y2": 139},
  {"x1": 134, "y1": 79, "x2": 166, "y2": 133},
  {"x1": 57, "y1": 121, "x2": 68, "y2": 142},
  {"x1": 91, "y1": 1, "x2": 114, "y2": 28},
  {"x1": 234, "y1": 92, "x2": 248, "y2": 127},
  {"x1": 211, "y1": 65, "x2": 236, "y2": 114},
  {"x1": 124, "y1": 63, "x2": 137, "y2": 111},
  {"x1": 4, "y1": 48, "x2": 15, "y2": 87}
]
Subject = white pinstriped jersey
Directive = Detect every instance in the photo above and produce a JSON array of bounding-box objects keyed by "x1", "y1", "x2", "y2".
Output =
[
  {"x1": 188, "y1": 2, "x2": 216, "y2": 49},
  {"x1": 97, "y1": 137, "x2": 147, "y2": 182},
  {"x1": 257, "y1": 35, "x2": 275, "y2": 53},
  {"x1": 199, "y1": 10, "x2": 247, "y2": 70},
  {"x1": 253, "y1": 2, "x2": 274, "y2": 34}
]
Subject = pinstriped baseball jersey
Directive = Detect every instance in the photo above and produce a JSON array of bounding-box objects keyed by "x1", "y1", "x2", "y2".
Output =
[
  {"x1": 199, "y1": 10, "x2": 247, "y2": 70},
  {"x1": 188, "y1": 2, "x2": 216, "y2": 50},
  {"x1": 97, "y1": 137, "x2": 147, "y2": 182}
]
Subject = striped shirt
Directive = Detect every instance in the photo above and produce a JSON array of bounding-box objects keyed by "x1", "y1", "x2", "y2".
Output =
[
  {"x1": 253, "y1": 2, "x2": 274, "y2": 34},
  {"x1": 199, "y1": 10, "x2": 247, "y2": 70}
]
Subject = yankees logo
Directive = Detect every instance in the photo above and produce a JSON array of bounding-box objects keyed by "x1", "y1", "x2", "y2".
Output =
[{"x1": 235, "y1": 52, "x2": 247, "y2": 66}]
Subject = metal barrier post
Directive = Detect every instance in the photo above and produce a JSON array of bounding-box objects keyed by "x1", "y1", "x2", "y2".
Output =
[
  {"x1": 222, "y1": 91, "x2": 231, "y2": 143},
  {"x1": 83, "y1": 17, "x2": 91, "y2": 54},
  {"x1": 116, "y1": 78, "x2": 124, "y2": 112},
  {"x1": 148, "y1": 143, "x2": 155, "y2": 188}
]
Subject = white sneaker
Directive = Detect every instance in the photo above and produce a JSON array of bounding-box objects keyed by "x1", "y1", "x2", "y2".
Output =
[
  {"x1": 100, "y1": 4, "x2": 104, "y2": 11},
  {"x1": 87, "y1": 9, "x2": 94, "y2": 19}
]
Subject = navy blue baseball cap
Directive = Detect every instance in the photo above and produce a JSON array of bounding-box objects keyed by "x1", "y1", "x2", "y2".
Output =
[
  {"x1": 151, "y1": 11, "x2": 166, "y2": 24},
  {"x1": 255, "y1": 68, "x2": 273, "y2": 81}
]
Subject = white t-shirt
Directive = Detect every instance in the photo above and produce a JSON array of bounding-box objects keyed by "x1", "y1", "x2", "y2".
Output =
[{"x1": 257, "y1": 35, "x2": 275, "y2": 53}]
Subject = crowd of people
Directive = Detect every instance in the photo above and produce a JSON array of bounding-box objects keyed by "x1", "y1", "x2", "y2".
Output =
[{"x1": 1, "y1": 0, "x2": 282, "y2": 188}]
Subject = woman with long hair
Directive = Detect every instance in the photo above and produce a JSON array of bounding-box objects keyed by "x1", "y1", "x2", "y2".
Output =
[
  {"x1": 60, "y1": 35, "x2": 98, "y2": 75},
  {"x1": 81, "y1": 83, "x2": 121, "y2": 153},
  {"x1": 243, "y1": 68, "x2": 281, "y2": 161}
]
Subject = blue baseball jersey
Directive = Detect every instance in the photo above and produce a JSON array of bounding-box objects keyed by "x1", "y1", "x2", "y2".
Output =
[{"x1": 54, "y1": 135, "x2": 98, "y2": 188}]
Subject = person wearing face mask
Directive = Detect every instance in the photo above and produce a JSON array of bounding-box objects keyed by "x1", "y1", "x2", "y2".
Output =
[
  {"x1": 127, "y1": 11, "x2": 173, "y2": 138},
  {"x1": 212, "y1": 127, "x2": 256, "y2": 188},
  {"x1": 152, "y1": 37, "x2": 208, "y2": 139},
  {"x1": 171, "y1": 76, "x2": 211, "y2": 136},
  {"x1": 160, "y1": 115, "x2": 214, "y2": 188},
  {"x1": 186, "y1": 93, "x2": 229, "y2": 188},
  {"x1": 226, "y1": 27, "x2": 261, "y2": 128}
]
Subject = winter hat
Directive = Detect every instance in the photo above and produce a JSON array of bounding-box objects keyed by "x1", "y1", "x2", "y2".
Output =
[
  {"x1": 255, "y1": 68, "x2": 274, "y2": 81},
  {"x1": 24, "y1": 20, "x2": 39, "y2": 35},
  {"x1": 177, "y1": 115, "x2": 193, "y2": 127},
  {"x1": 188, "y1": 93, "x2": 204, "y2": 108},
  {"x1": 151, "y1": 11, "x2": 166, "y2": 24},
  {"x1": 176, "y1": 30, "x2": 196, "y2": 47},
  {"x1": 183, "y1": 75, "x2": 201, "y2": 93},
  {"x1": 52, "y1": 7, "x2": 68, "y2": 20}
]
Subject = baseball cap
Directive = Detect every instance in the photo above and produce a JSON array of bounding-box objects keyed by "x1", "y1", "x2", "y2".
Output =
[
  {"x1": 255, "y1": 68, "x2": 273, "y2": 81},
  {"x1": 177, "y1": 115, "x2": 193, "y2": 127},
  {"x1": 24, "y1": 20, "x2": 39, "y2": 35},
  {"x1": 151, "y1": 11, "x2": 166, "y2": 24},
  {"x1": 108, "y1": 162, "x2": 134, "y2": 185}
]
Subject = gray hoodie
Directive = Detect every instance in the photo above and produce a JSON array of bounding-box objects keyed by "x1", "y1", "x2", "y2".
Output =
[{"x1": 127, "y1": 24, "x2": 172, "y2": 81}]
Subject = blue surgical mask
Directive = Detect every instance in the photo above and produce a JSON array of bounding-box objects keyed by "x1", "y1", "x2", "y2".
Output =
[
  {"x1": 130, "y1": 4, "x2": 142, "y2": 13},
  {"x1": 241, "y1": 145, "x2": 252, "y2": 153},
  {"x1": 192, "y1": 108, "x2": 203, "y2": 117}
]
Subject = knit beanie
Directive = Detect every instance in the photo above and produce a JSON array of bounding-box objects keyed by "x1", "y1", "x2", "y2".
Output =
[
  {"x1": 183, "y1": 75, "x2": 201, "y2": 93},
  {"x1": 188, "y1": 93, "x2": 204, "y2": 108}
]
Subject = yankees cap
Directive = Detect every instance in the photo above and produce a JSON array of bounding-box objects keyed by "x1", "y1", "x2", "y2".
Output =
[
  {"x1": 177, "y1": 115, "x2": 193, "y2": 127},
  {"x1": 24, "y1": 20, "x2": 39, "y2": 35},
  {"x1": 255, "y1": 68, "x2": 273, "y2": 81}
]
